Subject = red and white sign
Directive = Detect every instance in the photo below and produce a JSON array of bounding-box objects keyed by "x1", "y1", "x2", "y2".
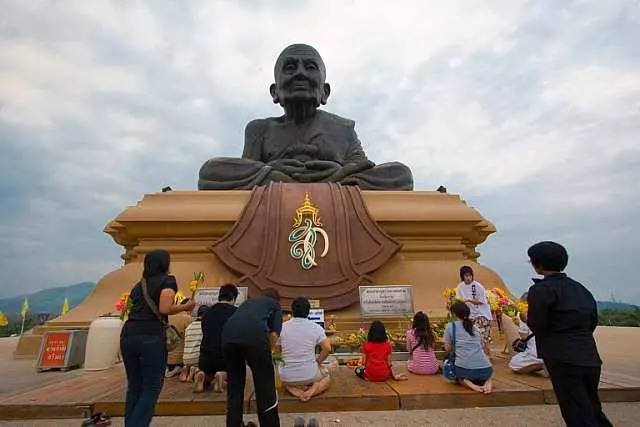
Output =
[{"x1": 38, "y1": 333, "x2": 70, "y2": 368}]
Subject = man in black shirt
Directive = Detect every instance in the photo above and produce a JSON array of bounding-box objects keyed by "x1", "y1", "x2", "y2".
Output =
[
  {"x1": 527, "y1": 241, "x2": 612, "y2": 427},
  {"x1": 222, "y1": 288, "x2": 283, "y2": 427},
  {"x1": 195, "y1": 284, "x2": 239, "y2": 393}
]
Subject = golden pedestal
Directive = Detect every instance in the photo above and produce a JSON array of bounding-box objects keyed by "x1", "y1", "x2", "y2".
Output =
[{"x1": 16, "y1": 190, "x2": 507, "y2": 358}]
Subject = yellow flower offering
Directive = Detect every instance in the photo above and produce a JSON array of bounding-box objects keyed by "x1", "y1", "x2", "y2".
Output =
[
  {"x1": 190, "y1": 272, "x2": 205, "y2": 297},
  {"x1": 174, "y1": 290, "x2": 186, "y2": 304},
  {"x1": 189, "y1": 280, "x2": 199, "y2": 293}
]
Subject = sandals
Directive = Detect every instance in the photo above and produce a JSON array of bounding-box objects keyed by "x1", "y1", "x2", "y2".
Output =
[{"x1": 81, "y1": 413, "x2": 112, "y2": 426}]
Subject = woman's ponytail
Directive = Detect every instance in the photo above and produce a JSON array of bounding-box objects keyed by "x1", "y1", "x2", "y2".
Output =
[{"x1": 450, "y1": 301, "x2": 475, "y2": 336}]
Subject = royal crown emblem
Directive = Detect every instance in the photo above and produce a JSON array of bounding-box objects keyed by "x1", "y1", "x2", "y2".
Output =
[{"x1": 288, "y1": 192, "x2": 329, "y2": 270}]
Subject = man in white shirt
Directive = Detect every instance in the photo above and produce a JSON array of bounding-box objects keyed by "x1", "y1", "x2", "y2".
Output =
[
  {"x1": 278, "y1": 297, "x2": 332, "y2": 402},
  {"x1": 455, "y1": 266, "x2": 493, "y2": 352}
]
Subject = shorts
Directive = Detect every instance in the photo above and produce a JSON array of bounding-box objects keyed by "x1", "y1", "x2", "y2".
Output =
[
  {"x1": 282, "y1": 366, "x2": 330, "y2": 386},
  {"x1": 473, "y1": 316, "x2": 492, "y2": 343},
  {"x1": 455, "y1": 366, "x2": 493, "y2": 381}
]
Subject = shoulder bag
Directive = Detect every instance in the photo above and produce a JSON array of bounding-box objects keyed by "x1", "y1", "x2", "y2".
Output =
[
  {"x1": 512, "y1": 333, "x2": 534, "y2": 353},
  {"x1": 443, "y1": 321, "x2": 457, "y2": 381},
  {"x1": 140, "y1": 278, "x2": 183, "y2": 352}
]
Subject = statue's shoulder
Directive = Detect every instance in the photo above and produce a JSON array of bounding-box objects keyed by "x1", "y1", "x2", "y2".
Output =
[
  {"x1": 245, "y1": 117, "x2": 270, "y2": 132},
  {"x1": 317, "y1": 110, "x2": 355, "y2": 129}
]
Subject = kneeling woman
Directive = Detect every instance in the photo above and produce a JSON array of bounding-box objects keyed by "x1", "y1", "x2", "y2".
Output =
[{"x1": 444, "y1": 301, "x2": 494, "y2": 394}]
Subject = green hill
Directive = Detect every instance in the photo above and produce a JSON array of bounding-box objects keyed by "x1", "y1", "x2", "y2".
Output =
[
  {"x1": 0, "y1": 282, "x2": 96, "y2": 315},
  {"x1": 597, "y1": 301, "x2": 638, "y2": 311}
]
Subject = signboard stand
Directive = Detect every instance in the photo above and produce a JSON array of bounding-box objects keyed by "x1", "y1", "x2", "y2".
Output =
[
  {"x1": 359, "y1": 285, "x2": 414, "y2": 317},
  {"x1": 192, "y1": 286, "x2": 249, "y2": 316},
  {"x1": 36, "y1": 330, "x2": 88, "y2": 372}
]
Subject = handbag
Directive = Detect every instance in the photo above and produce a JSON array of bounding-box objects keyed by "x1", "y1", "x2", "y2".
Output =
[
  {"x1": 443, "y1": 321, "x2": 457, "y2": 381},
  {"x1": 140, "y1": 278, "x2": 183, "y2": 352},
  {"x1": 511, "y1": 334, "x2": 534, "y2": 353}
]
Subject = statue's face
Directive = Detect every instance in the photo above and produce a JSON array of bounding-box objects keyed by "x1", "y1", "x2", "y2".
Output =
[{"x1": 271, "y1": 44, "x2": 330, "y2": 107}]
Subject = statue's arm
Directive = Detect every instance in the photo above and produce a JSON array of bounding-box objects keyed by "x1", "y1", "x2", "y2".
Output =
[{"x1": 241, "y1": 119, "x2": 266, "y2": 161}]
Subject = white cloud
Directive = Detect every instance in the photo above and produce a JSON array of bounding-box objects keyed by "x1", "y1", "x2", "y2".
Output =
[{"x1": 1, "y1": 0, "x2": 639, "y2": 304}]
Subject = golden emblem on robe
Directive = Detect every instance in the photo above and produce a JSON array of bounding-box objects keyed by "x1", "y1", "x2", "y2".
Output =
[{"x1": 288, "y1": 193, "x2": 329, "y2": 270}]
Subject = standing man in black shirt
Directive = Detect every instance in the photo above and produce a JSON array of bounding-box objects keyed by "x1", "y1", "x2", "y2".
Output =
[
  {"x1": 527, "y1": 241, "x2": 612, "y2": 427},
  {"x1": 222, "y1": 288, "x2": 283, "y2": 427},
  {"x1": 195, "y1": 283, "x2": 239, "y2": 393}
]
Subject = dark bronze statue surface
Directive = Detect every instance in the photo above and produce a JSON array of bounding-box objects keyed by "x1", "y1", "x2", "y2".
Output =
[{"x1": 198, "y1": 44, "x2": 413, "y2": 190}]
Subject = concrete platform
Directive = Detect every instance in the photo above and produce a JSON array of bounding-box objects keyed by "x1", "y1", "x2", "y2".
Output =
[
  {"x1": 1, "y1": 355, "x2": 639, "y2": 420},
  {"x1": 1, "y1": 327, "x2": 639, "y2": 421}
]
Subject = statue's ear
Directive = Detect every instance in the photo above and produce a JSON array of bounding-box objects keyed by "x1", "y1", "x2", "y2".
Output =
[
  {"x1": 321, "y1": 83, "x2": 331, "y2": 105},
  {"x1": 269, "y1": 83, "x2": 279, "y2": 104}
]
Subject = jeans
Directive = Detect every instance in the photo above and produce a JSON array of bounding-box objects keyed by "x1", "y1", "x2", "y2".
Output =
[
  {"x1": 224, "y1": 342, "x2": 280, "y2": 427},
  {"x1": 545, "y1": 360, "x2": 612, "y2": 427},
  {"x1": 120, "y1": 333, "x2": 167, "y2": 427}
]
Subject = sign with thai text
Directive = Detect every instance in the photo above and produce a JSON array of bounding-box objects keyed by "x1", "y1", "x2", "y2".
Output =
[
  {"x1": 308, "y1": 308, "x2": 325, "y2": 328},
  {"x1": 359, "y1": 285, "x2": 414, "y2": 316},
  {"x1": 192, "y1": 286, "x2": 248, "y2": 316},
  {"x1": 38, "y1": 332, "x2": 70, "y2": 368}
]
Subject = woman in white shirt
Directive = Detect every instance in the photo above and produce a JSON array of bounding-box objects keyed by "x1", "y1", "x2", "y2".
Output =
[
  {"x1": 456, "y1": 266, "x2": 492, "y2": 352},
  {"x1": 509, "y1": 311, "x2": 545, "y2": 374}
]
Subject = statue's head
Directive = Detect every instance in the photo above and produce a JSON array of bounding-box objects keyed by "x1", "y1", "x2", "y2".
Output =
[{"x1": 270, "y1": 44, "x2": 331, "y2": 108}]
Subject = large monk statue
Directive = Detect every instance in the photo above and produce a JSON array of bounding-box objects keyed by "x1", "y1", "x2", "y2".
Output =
[{"x1": 198, "y1": 44, "x2": 413, "y2": 190}]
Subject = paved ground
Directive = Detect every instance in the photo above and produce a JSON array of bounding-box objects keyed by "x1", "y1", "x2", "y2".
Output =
[
  {"x1": 1, "y1": 403, "x2": 638, "y2": 426},
  {"x1": 595, "y1": 327, "x2": 640, "y2": 377},
  {"x1": 0, "y1": 337, "x2": 81, "y2": 398}
]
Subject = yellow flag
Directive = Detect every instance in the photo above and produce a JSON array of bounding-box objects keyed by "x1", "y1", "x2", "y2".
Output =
[
  {"x1": 61, "y1": 297, "x2": 70, "y2": 315},
  {"x1": 0, "y1": 311, "x2": 8, "y2": 327},
  {"x1": 20, "y1": 298, "x2": 29, "y2": 318}
]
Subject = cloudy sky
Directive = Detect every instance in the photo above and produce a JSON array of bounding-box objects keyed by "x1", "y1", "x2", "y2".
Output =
[{"x1": 1, "y1": 0, "x2": 639, "y2": 303}]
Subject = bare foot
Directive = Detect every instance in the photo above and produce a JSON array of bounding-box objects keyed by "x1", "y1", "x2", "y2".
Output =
[
  {"x1": 193, "y1": 371, "x2": 205, "y2": 393},
  {"x1": 165, "y1": 366, "x2": 181, "y2": 378},
  {"x1": 179, "y1": 368, "x2": 189, "y2": 382},
  {"x1": 214, "y1": 372, "x2": 225, "y2": 393},
  {"x1": 188, "y1": 366, "x2": 199, "y2": 382},
  {"x1": 285, "y1": 385, "x2": 306, "y2": 399},
  {"x1": 393, "y1": 373, "x2": 408, "y2": 381},
  {"x1": 483, "y1": 380, "x2": 493, "y2": 394},
  {"x1": 462, "y1": 379, "x2": 485, "y2": 393}
]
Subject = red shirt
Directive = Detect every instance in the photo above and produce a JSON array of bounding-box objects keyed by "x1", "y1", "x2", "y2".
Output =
[{"x1": 362, "y1": 340, "x2": 392, "y2": 381}]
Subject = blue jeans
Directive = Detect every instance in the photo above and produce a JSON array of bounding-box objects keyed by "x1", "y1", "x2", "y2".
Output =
[{"x1": 120, "y1": 333, "x2": 166, "y2": 427}]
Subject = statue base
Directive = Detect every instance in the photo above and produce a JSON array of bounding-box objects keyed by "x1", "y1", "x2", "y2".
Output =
[{"x1": 15, "y1": 189, "x2": 507, "y2": 358}]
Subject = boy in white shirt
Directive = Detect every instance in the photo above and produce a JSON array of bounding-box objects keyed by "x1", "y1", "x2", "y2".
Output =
[
  {"x1": 278, "y1": 297, "x2": 332, "y2": 402},
  {"x1": 456, "y1": 266, "x2": 493, "y2": 352}
]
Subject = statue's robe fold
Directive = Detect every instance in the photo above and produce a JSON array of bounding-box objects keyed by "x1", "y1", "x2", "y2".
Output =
[{"x1": 211, "y1": 182, "x2": 401, "y2": 310}]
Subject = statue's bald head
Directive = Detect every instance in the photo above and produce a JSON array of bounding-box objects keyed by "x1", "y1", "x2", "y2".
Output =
[
  {"x1": 271, "y1": 43, "x2": 330, "y2": 108},
  {"x1": 274, "y1": 44, "x2": 326, "y2": 81}
]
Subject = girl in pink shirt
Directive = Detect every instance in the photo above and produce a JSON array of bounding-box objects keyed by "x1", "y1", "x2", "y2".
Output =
[{"x1": 405, "y1": 311, "x2": 439, "y2": 375}]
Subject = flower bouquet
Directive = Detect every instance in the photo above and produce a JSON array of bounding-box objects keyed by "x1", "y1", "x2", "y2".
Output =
[
  {"x1": 442, "y1": 287, "x2": 463, "y2": 312},
  {"x1": 115, "y1": 293, "x2": 132, "y2": 320},
  {"x1": 174, "y1": 290, "x2": 187, "y2": 304},
  {"x1": 189, "y1": 272, "x2": 205, "y2": 299}
]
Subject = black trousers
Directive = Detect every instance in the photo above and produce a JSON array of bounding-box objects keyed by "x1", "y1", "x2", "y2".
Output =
[
  {"x1": 223, "y1": 342, "x2": 280, "y2": 427},
  {"x1": 545, "y1": 360, "x2": 612, "y2": 427}
]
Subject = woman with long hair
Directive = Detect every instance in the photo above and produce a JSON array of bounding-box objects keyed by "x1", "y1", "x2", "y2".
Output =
[
  {"x1": 119, "y1": 249, "x2": 195, "y2": 427},
  {"x1": 355, "y1": 320, "x2": 407, "y2": 382},
  {"x1": 444, "y1": 301, "x2": 493, "y2": 394},
  {"x1": 405, "y1": 311, "x2": 439, "y2": 375}
]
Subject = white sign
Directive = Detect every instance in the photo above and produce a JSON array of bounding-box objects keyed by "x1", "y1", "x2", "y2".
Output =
[
  {"x1": 359, "y1": 285, "x2": 414, "y2": 316},
  {"x1": 192, "y1": 286, "x2": 248, "y2": 316},
  {"x1": 308, "y1": 308, "x2": 325, "y2": 328}
]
